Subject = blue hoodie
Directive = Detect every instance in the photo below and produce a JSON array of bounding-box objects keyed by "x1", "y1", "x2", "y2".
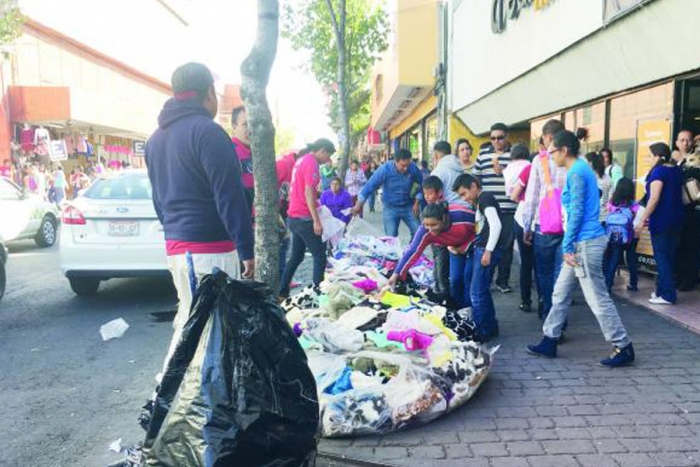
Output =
[{"x1": 145, "y1": 98, "x2": 254, "y2": 261}]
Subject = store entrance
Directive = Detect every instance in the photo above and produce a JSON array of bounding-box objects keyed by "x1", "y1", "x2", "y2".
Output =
[{"x1": 675, "y1": 76, "x2": 700, "y2": 137}]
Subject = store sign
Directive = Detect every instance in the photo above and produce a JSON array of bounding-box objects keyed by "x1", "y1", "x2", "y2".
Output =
[
  {"x1": 133, "y1": 141, "x2": 146, "y2": 157},
  {"x1": 49, "y1": 140, "x2": 68, "y2": 161},
  {"x1": 492, "y1": 0, "x2": 555, "y2": 34},
  {"x1": 604, "y1": 0, "x2": 650, "y2": 23}
]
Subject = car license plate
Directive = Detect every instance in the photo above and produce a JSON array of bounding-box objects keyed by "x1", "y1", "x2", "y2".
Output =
[{"x1": 108, "y1": 221, "x2": 138, "y2": 237}]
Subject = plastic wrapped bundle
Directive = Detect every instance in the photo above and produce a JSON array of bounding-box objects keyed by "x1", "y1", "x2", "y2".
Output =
[{"x1": 283, "y1": 235, "x2": 496, "y2": 438}]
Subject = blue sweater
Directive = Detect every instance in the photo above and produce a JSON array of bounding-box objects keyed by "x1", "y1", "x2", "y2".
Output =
[
  {"x1": 145, "y1": 98, "x2": 254, "y2": 260},
  {"x1": 646, "y1": 165, "x2": 684, "y2": 235},
  {"x1": 358, "y1": 160, "x2": 423, "y2": 208},
  {"x1": 561, "y1": 158, "x2": 605, "y2": 254}
]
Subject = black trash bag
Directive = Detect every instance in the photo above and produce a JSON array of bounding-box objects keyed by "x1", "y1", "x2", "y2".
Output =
[{"x1": 142, "y1": 271, "x2": 319, "y2": 467}]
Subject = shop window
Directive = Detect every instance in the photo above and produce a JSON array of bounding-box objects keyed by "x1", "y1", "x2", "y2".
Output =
[
  {"x1": 408, "y1": 129, "x2": 421, "y2": 159},
  {"x1": 563, "y1": 111, "x2": 576, "y2": 132},
  {"x1": 608, "y1": 82, "x2": 674, "y2": 182},
  {"x1": 425, "y1": 115, "x2": 438, "y2": 164},
  {"x1": 575, "y1": 102, "x2": 606, "y2": 154},
  {"x1": 530, "y1": 114, "x2": 560, "y2": 152}
]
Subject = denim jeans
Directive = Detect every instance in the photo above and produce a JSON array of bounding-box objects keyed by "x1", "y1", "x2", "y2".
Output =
[
  {"x1": 604, "y1": 239, "x2": 638, "y2": 290},
  {"x1": 449, "y1": 251, "x2": 474, "y2": 309},
  {"x1": 533, "y1": 227, "x2": 563, "y2": 319},
  {"x1": 543, "y1": 235, "x2": 631, "y2": 348},
  {"x1": 514, "y1": 221, "x2": 538, "y2": 306},
  {"x1": 471, "y1": 247, "x2": 502, "y2": 339},
  {"x1": 279, "y1": 235, "x2": 290, "y2": 279},
  {"x1": 496, "y1": 212, "x2": 515, "y2": 288},
  {"x1": 652, "y1": 231, "x2": 680, "y2": 303},
  {"x1": 383, "y1": 205, "x2": 420, "y2": 238},
  {"x1": 432, "y1": 245, "x2": 450, "y2": 295},
  {"x1": 368, "y1": 191, "x2": 376, "y2": 211},
  {"x1": 279, "y1": 217, "x2": 327, "y2": 297}
]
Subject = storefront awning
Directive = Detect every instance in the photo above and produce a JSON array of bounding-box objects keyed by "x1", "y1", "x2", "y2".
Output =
[
  {"x1": 9, "y1": 86, "x2": 71, "y2": 123},
  {"x1": 453, "y1": 0, "x2": 700, "y2": 135},
  {"x1": 8, "y1": 85, "x2": 160, "y2": 139}
]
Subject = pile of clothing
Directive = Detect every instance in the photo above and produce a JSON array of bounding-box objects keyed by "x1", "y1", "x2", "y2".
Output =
[
  {"x1": 281, "y1": 231, "x2": 496, "y2": 438},
  {"x1": 331, "y1": 234, "x2": 435, "y2": 289}
]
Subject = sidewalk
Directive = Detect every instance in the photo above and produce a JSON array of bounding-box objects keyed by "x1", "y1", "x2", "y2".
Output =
[
  {"x1": 612, "y1": 270, "x2": 700, "y2": 334},
  {"x1": 300, "y1": 206, "x2": 700, "y2": 467}
]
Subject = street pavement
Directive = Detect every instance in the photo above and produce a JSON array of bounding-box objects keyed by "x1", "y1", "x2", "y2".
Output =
[
  {"x1": 0, "y1": 240, "x2": 177, "y2": 467},
  {"x1": 1, "y1": 211, "x2": 700, "y2": 467}
]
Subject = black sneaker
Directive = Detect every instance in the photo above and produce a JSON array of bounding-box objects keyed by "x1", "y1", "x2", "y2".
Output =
[
  {"x1": 626, "y1": 285, "x2": 638, "y2": 292},
  {"x1": 519, "y1": 303, "x2": 532, "y2": 313},
  {"x1": 496, "y1": 285, "x2": 512, "y2": 294}
]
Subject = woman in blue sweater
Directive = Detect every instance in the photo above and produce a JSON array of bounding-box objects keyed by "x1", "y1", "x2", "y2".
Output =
[
  {"x1": 527, "y1": 131, "x2": 634, "y2": 368},
  {"x1": 634, "y1": 142, "x2": 684, "y2": 305}
]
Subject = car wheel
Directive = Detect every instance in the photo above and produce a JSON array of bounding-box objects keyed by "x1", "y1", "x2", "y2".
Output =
[
  {"x1": 35, "y1": 216, "x2": 58, "y2": 247},
  {"x1": 0, "y1": 261, "x2": 5, "y2": 301},
  {"x1": 69, "y1": 277, "x2": 100, "y2": 296}
]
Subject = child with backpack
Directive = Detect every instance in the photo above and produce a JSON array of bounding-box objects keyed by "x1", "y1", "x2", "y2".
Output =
[{"x1": 604, "y1": 178, "x2": 640, "y2": 292}]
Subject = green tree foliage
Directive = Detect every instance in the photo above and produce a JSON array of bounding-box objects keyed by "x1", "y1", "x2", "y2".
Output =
[
  {"x1": 0, "y1": 0, "x2": 22, "y2": 46},
  {"x1": 274, "y1": 126, "x2": 296, "y2": 155},
  {"x1": 282, "y1": 0, "x2": 388, "y2": 165}
]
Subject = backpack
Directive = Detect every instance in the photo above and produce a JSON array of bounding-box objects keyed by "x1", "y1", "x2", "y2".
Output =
[{"x1": 606, "y1": 206, "x2": 634, "y2": 245}]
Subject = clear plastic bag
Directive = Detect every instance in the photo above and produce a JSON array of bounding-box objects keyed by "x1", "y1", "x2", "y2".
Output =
[
  {"x1": 319, "y1": 205, "x2": 346, "y2": 247},
  {"x1": 346, "y1": 216, "x2": 381, "y2": 238}
]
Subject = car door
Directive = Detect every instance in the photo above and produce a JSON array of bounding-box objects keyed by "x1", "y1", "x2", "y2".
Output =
[{"x1": 0, "y1": 178, "x2": 33, "y2": 242}]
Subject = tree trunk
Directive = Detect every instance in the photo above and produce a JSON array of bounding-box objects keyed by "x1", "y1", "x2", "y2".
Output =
[
  {"x1": 325, "y1": 0, "x2": 350, "y2": 179},
  {"x1": 241, "y1": 0, "x2": 280, "y2": 290}
]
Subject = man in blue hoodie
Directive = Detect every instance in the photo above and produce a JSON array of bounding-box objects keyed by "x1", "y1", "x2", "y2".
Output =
[
  {"x1": 146, "y1": 62, "x2": 254, "y2": 367},
  {"x1": 351, "y1": 148, "x2": 423, "y2": 237}
]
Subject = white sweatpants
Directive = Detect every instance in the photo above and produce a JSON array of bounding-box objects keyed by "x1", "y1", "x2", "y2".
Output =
[{"x1": 159, "y1": 251, "x2": 241, "y2": 378}]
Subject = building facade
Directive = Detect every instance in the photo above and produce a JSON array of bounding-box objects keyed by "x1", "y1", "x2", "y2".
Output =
[
  {"x1": 0, "y1": 0, "x2": 188, "y2": 176},
  {"x1": 370, "y1": 0, "x2": 440, "y2": 164},
  {"x1": 448, "y1": 0, "x2": 700, "y2": 267}
]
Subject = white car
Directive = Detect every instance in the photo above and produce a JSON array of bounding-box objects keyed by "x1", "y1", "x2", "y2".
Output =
[
  {"x1": 0, "y1": 177, "x2": 60, "y2": 248},
  {"x1": 59, "y1": 170, "x2": 169, "y2": 295}
]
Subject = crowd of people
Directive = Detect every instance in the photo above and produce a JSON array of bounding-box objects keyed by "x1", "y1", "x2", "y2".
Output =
[
  {"x1": 0, "y1": 156, "x2": 136, "y2": 206},
  {"x1": 146, "y1": 62, "x2": 700, "y2": 376}
]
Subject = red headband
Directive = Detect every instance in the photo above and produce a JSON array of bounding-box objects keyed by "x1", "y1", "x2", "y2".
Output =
[{"x1": 174, "y1": 90, "x2": 199, "y2": 100}]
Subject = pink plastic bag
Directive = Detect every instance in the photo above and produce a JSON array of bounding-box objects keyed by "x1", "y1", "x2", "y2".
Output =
[
  {"x1": 540, "y1": 187, "x2": 563, "y2": 235},
  {"x1": 539, "y1": 155, "x2": 564, "y2": 235}
]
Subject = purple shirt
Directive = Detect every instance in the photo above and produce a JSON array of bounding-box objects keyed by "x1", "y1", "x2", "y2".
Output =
[{"x1": 320, "y1": 189, "x2": 353, "y2": 223}]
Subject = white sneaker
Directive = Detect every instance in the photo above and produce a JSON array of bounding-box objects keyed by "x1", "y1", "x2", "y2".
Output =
[
  {"x1": 649, "y1": 296, "x2": 673, "y2": 305},
  {"x1": 650, "y1": 292, "x2": 657, "y2": 299}
]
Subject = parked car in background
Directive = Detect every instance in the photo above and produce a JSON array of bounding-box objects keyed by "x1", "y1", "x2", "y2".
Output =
[
  {"x1": 59, "y1": 170, "x2": 168, "y2": 295},
  {"x1": 0, "y1": 238, "x2": 7, "y2": 302},
  {"x1": 0, "y1": 177, "x2": 59, "y2": 248}
]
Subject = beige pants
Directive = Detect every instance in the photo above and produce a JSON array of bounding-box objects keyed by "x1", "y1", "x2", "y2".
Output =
[{"x1": 160, "y1": 251, "x2": 240, "y2": 377}]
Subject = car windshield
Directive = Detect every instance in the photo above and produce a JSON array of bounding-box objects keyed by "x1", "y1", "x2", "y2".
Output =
[
  {"x1": 84, "y1": 174, "x2": 152, "y2": 200},
  {"x1": 0, "y1": 178, "x2": 20, "y2": 200}
]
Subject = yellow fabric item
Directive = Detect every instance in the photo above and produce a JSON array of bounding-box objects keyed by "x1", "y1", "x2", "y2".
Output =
[
  {"x1": 380, "y1": 291, "x2": 412, "y2": 308},
  {"x1": 422, "y1": 314, "x2": 458, "y2": 341}
]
